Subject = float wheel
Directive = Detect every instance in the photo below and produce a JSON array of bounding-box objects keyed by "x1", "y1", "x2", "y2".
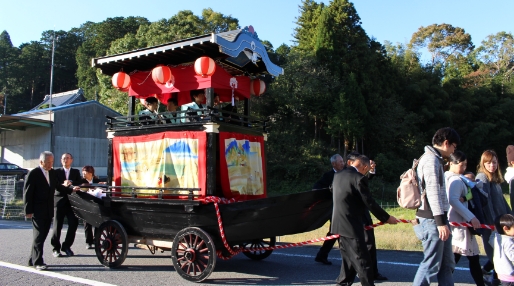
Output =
[
  {"x1": 95, "y1": 220, "x2": 128, "y2": 268},
  {"x1": 241, "y1": 237, "x2": 276, "y2": 260},
  {"x1": 171, "y1": 227, "x2": 216, "y2": 282}
]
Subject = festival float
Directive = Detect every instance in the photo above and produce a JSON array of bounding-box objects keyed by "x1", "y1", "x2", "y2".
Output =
[{"x1": 68, "y1": 26, "x2": 332, "y2": 282}]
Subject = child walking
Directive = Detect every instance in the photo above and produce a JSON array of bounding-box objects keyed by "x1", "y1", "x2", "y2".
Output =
[{"x1": 492, "y1": 214, "x2": 514, "y2": 285}]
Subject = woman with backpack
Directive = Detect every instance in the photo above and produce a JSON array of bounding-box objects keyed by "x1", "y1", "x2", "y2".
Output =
[
  {"x1": 445, "y1": 150, "x2": 485, "y2": 285},
  {"x1": 477, "y1": 150, "x2": 511, "y2": 283}
]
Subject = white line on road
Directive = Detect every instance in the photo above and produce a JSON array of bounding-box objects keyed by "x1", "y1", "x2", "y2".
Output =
[
  {"x1": 0, "y1": 261, "x2": 117, "y2": 286},
  {"x1": 273, "y1": 252, "x2": 469, "y2": 271}
]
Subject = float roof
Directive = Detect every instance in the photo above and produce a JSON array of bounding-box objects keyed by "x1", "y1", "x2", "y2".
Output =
[{"x1": 92, "y1": 26, "x2": 284, "y2": 77}]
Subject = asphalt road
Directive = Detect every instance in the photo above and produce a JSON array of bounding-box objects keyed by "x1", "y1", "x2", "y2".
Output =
[{"x1": 0, "y1": 219, "x2": 485, "y2": 285}]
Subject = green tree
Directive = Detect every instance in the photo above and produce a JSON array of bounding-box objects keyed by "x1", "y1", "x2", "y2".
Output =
[
  {"x1": 76, "y1": 16, "x2": 150, "y2": 100},
  {"x1": 17, "y1": 41, "x2": 48, "y2": 109},
  {"x1": 0, "y1": 31, "x2": 20, "y2": 113},
  {"x1": 294, "y1": 0, "x2": 324, "y2": 52},
  {"x1": 474, "y1": 32, "x2": 514, "y2": 93},
  {"x1": 409, "y1": 23, "x2": 474, "y2": 66}
]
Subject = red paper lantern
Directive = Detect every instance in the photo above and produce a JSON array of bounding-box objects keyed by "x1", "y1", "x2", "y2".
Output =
[
  {"x1": 152, "y1": 65, "x2": 172, "y2": 85},
  {"x1": 250, "y1": 79, "x2": 266, "y2": 96},
  {"x1": 112, "y1": 72, "x2": 131, "y2": 90},
  {"x1": 194, "y1": 56, "x2": 216, "y2": 77}
]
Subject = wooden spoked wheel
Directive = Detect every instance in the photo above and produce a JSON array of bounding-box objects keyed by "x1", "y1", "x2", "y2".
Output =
[
  {"x1": 95, "y1": 220, "x2": 128, "y2": 268},
  {"x1": 241, "y1": 237, "x2": 276, "y2": 260},
  {"x1": 171, "y1": 227, "x2": 216, "y2": 282}
]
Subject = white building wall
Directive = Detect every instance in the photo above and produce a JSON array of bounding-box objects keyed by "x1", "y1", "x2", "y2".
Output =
[{"x1": 0, "y1": 127, "x2": 51, "y2": 169}]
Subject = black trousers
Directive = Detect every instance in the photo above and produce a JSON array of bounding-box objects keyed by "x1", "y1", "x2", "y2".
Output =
[
  {"x1": 84, "y1": 221, "x2": 97, "y2": 244},
  {"x1": 317, "y1": 223, "x2": 378, "y2": 278},
  {"x1": 454, "y1": 253, "x2": 485, "y2": 286},
  {"x1": 336, "y1": 236, "x2": 374, "y2": 286},
  {"x1": 316, "y1": 228, "x2": 337, "y2": 259},
  {"x1": 51, "y1": 203, "x2": 79, "y2": 252},
  {"x1": 29, "y1": 217, "x2": 52, "y2": 266},
  {"x1": 364, "y1": 228, "x2": 379, "y2": 277}
]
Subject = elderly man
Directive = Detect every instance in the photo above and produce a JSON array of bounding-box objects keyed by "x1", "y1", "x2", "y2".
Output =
[
  {"x1": 314, "y1": 154, "x2": 344, "y2": 265},
  {"x1": 24, "y1": 151, "x2": 79, "y2": 270},
  {"x1": 331, "y1": 155, "x2": 397, "y2": 285}
]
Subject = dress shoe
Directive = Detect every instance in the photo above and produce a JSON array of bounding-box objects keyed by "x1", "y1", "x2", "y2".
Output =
[
  {"x1": 52, "y1": 250, "x2": 62, "y2": 258},
  {"x1": 314, "y1": 256, "x2": 332, "y2": 265},
  {"x1": 28, "y1": 260, "x2": 33, "y2": 267},
  {"x1": 63, "y1": 248, "x2": 74, "y2": 256},
  {"x1": 482, "y1": 267, "x2": 493, "y2": 276},
  {"x1": 86, "y1": 243, "x2": 94, "y2": 250},
  {"x1": 35, "y1": 264, "x2": 47, "y2": 271},
  {"x1": 374, "y1": 273, "x2": 388, "y2": 280}
]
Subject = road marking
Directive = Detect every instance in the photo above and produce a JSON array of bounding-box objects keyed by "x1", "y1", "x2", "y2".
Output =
[
  {"x1": 0, "y1": 223, "x2": 31, "y2": 229},
  {"x1": 273, "y1": 252, "x2": 469, "y2": 271},
  {"x1": 0, "y1": 261, "x2": 117, "y2": 286}
]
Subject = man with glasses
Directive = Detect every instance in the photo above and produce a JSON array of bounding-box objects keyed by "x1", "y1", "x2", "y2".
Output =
[
  {"x1": 331, "y1": 155, "x2": 397, "y2": 285},
  {"x1": 50, "y1": 153, "x2": 82, "y2": 257},
  {"x1": 413, "y1": 127, "x2": 460, "y2": 285}
]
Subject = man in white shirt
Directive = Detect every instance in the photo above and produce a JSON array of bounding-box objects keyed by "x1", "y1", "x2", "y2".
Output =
[
  {"x1": 50, "y1": 153, "x2": 82, "y2": 257},
  {"x1": 24, "y1": 151, "x2": 78, "y2": 270}
]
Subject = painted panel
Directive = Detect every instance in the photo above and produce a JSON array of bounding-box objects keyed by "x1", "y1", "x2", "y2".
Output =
[
  {"x1": 112, "y1": 131, "x2": 206, "y2": 196},
  {"x1": 219, "y1": 132, "x2": 266, "y2": 200}
]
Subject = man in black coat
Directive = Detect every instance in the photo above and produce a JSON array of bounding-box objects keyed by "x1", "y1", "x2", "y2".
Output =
[
  {"x1": 313, "y1": 154, "x2": 344, "y2": 265},
  {"x1": 346, "y1": 153, "x2": 388, "y2": 281},
  {"x1": 50, "y1": 153, "x2": 82, "y2": 257},
  {"x1": 23, "y1": 151, "x2": 78, "y2": 270},
  {"x1": 331, "y1": 155, "x2": 396, "y2": 286}
]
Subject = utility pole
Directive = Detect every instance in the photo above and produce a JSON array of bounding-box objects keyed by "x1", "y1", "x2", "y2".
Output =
[
  {"x1": 3, "y1": 90, "x2": 6, "y2": 114},
  {"x1": 49, "y1": 31, "x2": 57, "y2": 155},
  {"x1": 49, "y1": 31, "x2": 57, "y2": 113}
]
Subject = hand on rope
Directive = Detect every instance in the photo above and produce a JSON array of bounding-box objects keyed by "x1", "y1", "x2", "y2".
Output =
[{"x1": 202, "y1": 196, "x2": 495, "y2": 261}]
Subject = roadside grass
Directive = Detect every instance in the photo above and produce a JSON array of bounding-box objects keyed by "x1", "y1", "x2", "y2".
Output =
[{"x1": 279, "y1": 194, "x2": 511, "y2": 254}]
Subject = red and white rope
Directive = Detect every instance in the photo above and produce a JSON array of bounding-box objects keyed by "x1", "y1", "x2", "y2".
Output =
[
  {"x1": 201, "y1": 196, "x2": 495, "y2": 260},
  {"x1": 448, "y1": 221, "x2": 495, "y2": 230}
]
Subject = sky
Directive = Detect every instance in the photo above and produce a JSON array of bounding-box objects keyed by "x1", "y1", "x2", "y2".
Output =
[{"x1": 1, "y1": 0, "x2": 513, "y2": 56}]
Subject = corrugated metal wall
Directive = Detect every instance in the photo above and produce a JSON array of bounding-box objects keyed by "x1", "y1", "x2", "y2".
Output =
[
  {"x1": 52, "y1": 103, "x2": 120, "y2": 176},
  {"x1": 0, "y1": 102, "x2": 121, "y2": 176}
]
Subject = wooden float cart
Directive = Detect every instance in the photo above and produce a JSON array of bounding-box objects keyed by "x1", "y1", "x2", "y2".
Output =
[{"x1": 68, "y1": 26, "x2": 332, "y2": 282}]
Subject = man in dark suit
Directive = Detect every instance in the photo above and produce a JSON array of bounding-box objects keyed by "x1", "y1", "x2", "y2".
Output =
[
  {"x1": 23, "y1": 151, "x2": 78, "y2": 270},
  {"x1": 314, "y1": 154, "x2": 344, "y2": 265},
  {"x1": 346, "y1": 153, "x2": 388, "y2": 281},
  {"x1": 331, "y1": 155, "x2": 397, "y2": 286},
  {"x1": 50, "y1": 153, "x2": 82, "y2": 257}
]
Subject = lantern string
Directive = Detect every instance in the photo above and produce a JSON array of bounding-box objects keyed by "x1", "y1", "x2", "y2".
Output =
[{"x1": 136, "y1": 71, "x2": 152, "y2": 86}]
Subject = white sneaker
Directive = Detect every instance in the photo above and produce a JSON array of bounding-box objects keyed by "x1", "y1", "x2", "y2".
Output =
[{"x1": 35, "y1": 264, "x2": 47, "y2": 270}]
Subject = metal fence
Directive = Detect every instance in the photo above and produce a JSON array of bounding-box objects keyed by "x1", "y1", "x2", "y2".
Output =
[
  {"x1": 379, "y1": 202, "x2": 401, "y2": 209},
  {"x1": 0, "y1": 177, "x2": 25, "y2": 220}
]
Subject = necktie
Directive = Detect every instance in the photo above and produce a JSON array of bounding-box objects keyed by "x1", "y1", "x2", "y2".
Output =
[
  {"x1": 65, "y1": 169, "x2": 69, "y2": 180},
  {"x1": 44, "y1": 170, "x2": 49, "y2": 184}
]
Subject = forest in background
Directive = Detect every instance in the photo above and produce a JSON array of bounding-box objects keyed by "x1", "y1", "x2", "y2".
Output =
[{"x1": 1, "y1": 0, "x2": 513, "y2": 199}]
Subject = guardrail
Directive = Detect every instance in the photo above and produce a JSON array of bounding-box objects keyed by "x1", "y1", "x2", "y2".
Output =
[{"x1": 105, "y1": 108, "x2": 269, "y2": 133}]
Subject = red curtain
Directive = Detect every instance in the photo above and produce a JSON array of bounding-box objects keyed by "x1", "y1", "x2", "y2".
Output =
[{"x1": 128, "y1": 64, "x2": 251, "y2": 105}]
